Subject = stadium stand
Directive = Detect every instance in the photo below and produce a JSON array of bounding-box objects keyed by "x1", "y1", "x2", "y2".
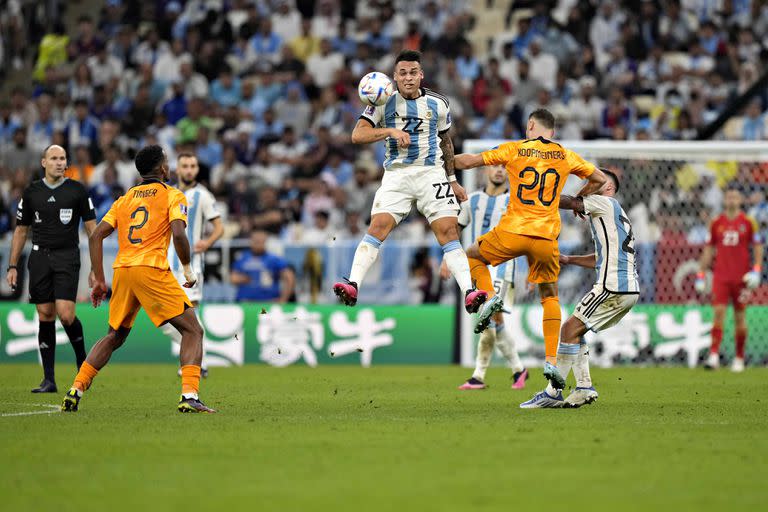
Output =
[{"x1": 0, "y1": 0, "x2": 767, "y2": 306}]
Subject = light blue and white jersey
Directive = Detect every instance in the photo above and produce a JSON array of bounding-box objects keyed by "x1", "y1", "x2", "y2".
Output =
[
  {"x1": 360, "y1": 88, "x2": 451, "y2": 171},
  {"x1": 583, "y1": 195, "x2": 640, "y2": 294},
  {"x1": 168, "y1": 183, "x2": 219, "y2": 275},
  {"x1": 458, "y1": 189, "x2": 515, "y2": 284}
]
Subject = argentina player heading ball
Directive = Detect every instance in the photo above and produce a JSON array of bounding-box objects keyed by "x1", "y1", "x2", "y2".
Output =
[{"x1": 333, "y1": 50, "x2": 488, "y2": 313}]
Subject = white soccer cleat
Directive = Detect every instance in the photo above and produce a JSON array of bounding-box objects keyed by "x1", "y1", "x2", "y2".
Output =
[
  {"x1": 703, "y1": 352, "x2": 719, "y2": 370},
  {"x1": 563, "y1": 387, "x2": 599, "y2": 408},
  {"x1": 731, "y1": 357, "x2": 745, "y2": 373},
  {"x1": 519, "y1": 389, "x2": 564, "y2": 409}
]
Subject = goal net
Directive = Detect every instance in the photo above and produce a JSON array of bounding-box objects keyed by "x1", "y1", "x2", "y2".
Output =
[{"x1": 460, "y1": 140, "x2": 768, "y2": 368}]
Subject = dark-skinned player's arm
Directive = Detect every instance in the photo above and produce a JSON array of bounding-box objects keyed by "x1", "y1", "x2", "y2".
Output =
[
  {"x1": 89, "y1": 221, "x2": 115, "y2": 306},
  {"x1": 171, "y1": 219, "x2": 196, "y2": 288},
  {"x1": 83, "y1": 219, "x2": 98, "y2": 287}
]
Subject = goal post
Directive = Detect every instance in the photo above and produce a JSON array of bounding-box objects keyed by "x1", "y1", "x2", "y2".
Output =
[{"x1": 459, "y1": 140, "x2": 768, "y2": 369}]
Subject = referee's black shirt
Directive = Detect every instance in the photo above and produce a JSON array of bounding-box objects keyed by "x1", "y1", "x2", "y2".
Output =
[{"x1": 16, "y1": 178, "x2": 96, "y2": 249}]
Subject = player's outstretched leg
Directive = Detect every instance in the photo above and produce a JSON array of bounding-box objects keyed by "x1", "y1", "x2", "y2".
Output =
[
  {"x1": 334, "y1": 231, "x2": 385, "y2": 306},
  {"x1": 459, "y1": 328, "x2": 495, "y2": 390},
  {"x1": 171, "y1": 308, "x2": 216, "y2": 413},
  {"x1": 61, "y1": 327, "x2": 130, "y2": 412}
]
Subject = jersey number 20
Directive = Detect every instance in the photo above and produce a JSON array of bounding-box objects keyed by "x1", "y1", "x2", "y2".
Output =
[
  {"x1": 128, "y1": 206, "x2": 149, "y2": 244},
  {"x1": 517, "y1": 167, "x2": 560, "y2": 206}
]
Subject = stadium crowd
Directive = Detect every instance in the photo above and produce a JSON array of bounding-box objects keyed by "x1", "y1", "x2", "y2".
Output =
[{"x1": 1, "y1": 0, "x2": 767, "y2": 292}]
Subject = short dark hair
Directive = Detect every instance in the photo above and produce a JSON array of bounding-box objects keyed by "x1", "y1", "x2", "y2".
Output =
[
  {"x1": 529, "y1": 108, "x2": 555, "y2": 129},
  {"x1": 600, "y1": 168, "x2": 620, "y2": 193},
  {"x1": 134, "y1": 145, "x2": 165, "y2": 176},
  {"x1": 395, "y1": 50, "x2": 421, "y2": 66},
  {"x1": 177, "y1": 152, "x2": 197, "y2": 161}
]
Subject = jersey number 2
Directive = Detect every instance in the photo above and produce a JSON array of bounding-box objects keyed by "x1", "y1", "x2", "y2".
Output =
[
  {"x1": 128, "y1": 206, "x2": 149, "y2": 244},
  {"x1": 516, "y1": 167, "x2": 560, "y2": 206}
]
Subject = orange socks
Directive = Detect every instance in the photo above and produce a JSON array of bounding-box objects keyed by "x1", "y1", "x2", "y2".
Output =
[
  {"x1": 468, "y1": 257, "x2": 495, "y2": 296},
  {"x1": 73, "y1": 361, "x2": 99, "y2": 393},
  {"x1": 181, "y1": 365, "x2": 201, "y2": 396},
  {"x1": 541, "y1": 296, "x2": 561, "y2": 361}
]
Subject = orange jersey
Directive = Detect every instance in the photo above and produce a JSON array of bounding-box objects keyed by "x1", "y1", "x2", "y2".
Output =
[
  {"x1": 102, "y1": 179, "x2": 188, "y2": 270},
  {"x1": 481, "y1": 137, "x2": 595, "y2": 240}
]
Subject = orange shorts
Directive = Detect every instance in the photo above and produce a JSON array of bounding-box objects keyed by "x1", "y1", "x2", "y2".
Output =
[
  {"x1": 108, "y1": 266, "x2": 192, "y2": 330},
  {"x1": 477, "y1": 228, "x2": 560, "y2": 284}
]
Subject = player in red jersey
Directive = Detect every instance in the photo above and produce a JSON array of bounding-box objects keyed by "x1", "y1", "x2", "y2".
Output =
[{"x1": 695, "y1": 187, "x2": 764, "y2": 372}]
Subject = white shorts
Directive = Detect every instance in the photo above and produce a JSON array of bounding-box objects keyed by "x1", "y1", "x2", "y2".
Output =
[
  {"x1": 370, "y1": 166, "x2": 460, "y2": 224},
  {"x1": 573, "y1": 284, "x2": 638, "y2": 332},
  {"x1": 172, "y1": 270, "x2": 204, "y2": 303}
]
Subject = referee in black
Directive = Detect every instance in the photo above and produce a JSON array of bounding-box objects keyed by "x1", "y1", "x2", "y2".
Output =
[{"x1": 5, "y1": 144, "x2": 97, "y2": 393}]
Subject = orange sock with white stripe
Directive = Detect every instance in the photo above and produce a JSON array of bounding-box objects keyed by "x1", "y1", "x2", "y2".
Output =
[
  {"x1": 468, "y1": 258, "x2": 495, "y2": 296},
  {"x1": 73, "y1": 361, "x2": 99, "y2": 393},
  {"x1": 181, "y1": 365, "x2": 201, "y2": 397},
  {"x1": 541, "y1": 296, "x2": 561, "y2": 363}
]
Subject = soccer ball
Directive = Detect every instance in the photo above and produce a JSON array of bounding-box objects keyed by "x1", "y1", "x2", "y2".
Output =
[{"x1": 358, "y1": 72, "x2": 394, "y2": 107}]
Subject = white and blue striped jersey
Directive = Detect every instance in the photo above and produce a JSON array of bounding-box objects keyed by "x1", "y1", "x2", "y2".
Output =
[
  {"x1": 583, "y1": 195, "x2": 640, "y2": 294},
  {"x1": 168, "y1": 183, "x2": 219, "y2": 275},
  {"x1": 458, "y1": 189, "x2": 515, "y2": 283},
  {"x1": 360, "y1": 88, "x2": 451, "y2": 171}
]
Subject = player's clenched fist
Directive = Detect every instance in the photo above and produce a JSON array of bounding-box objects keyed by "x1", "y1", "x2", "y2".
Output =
[{"x1": 388, "y1": 128, "x2": 410, "y2": 148}]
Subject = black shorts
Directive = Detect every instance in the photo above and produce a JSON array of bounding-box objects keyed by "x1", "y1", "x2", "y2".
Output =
[{"x1": 27, "y1": 246, "x2": 81, "y2": 303}]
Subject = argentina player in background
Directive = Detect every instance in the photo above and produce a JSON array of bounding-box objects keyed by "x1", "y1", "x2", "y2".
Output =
[
  {"x1": 333, "y1": 50, "x2": 488, "y2": 314},
  {"x1": 442, "y1": 165, "x2": 528, "y2": 390},
  {"x1": 529, "y1": 169, "x2": 640, "y2": 408}
]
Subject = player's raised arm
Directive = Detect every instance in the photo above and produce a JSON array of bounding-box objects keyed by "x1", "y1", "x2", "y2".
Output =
[
  {"x1": 454, "y1": 153, "x2": 485, "y2": 170},
  {"x1": 351, "y1": 118, "x2": 410, "y2": 147},
  {"x1": 575, "y1": 167, "x2": 607, "y2": 197}
]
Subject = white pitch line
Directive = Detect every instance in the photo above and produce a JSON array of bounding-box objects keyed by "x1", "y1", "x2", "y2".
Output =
[{"x1": 0, "y1": 404, "x2": 60, "y2": 417}]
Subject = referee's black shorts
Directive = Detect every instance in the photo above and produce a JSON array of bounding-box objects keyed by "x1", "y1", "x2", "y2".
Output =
[{"x1": 27, "y1": 246, "x2": 81, "y2": 303}]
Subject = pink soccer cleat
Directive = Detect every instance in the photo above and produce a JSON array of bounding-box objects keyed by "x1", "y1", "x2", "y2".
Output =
[
  {"x1": 333, "y1": 279, "x2": 358, "y2": 306},
  {"x1": 458, "y1": 377, "x2": 487, "y2": 390},
  {"x1": 511, "y1": 368, "x2": 529, "y2": 390},
  {"x1": 464, "y1": 289, "x2": 488, "y2": 313}
]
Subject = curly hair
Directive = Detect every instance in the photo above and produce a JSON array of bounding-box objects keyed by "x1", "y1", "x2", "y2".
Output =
[{"x1": 134, "y1": 145, "x2": 165, "y2": 176}]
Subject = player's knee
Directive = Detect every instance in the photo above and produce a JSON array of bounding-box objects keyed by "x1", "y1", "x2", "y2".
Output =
[{"x1": 58, "y1": 311, "x2": 75, "y2": 326}]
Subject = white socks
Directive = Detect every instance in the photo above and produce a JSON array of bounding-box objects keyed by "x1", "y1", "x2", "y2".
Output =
[
  {"x1": 495, "y1": 322, "x2": 524, "y2": 373},
  {"x1": 349, "y1": 234, "x2": 382, "y2": 286},
  {"x1": 441, "y1": 240, "x2": 472, "y2": 293},
  {"x1": 573, "y1": 342, "x2": 592, "y2": 388},
  {"x1": 472, "y1": 328, "x2": 495, "y2": 381}
]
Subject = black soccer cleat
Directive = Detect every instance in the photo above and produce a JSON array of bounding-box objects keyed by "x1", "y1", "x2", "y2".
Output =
[
  {"x1": 32, "y1": 379, "x2": 58, "y2": 393},
  {"x1": 178, "y1": 395, "x2": 217, "y2": 413},
  {"x1": 61, "y1": 388, "x2": 81, "y2": 412}
]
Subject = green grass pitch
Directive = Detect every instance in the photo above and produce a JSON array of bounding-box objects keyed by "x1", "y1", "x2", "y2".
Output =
[{"x1": 1, "y1": 364, "x2": 765, "y2": 511}]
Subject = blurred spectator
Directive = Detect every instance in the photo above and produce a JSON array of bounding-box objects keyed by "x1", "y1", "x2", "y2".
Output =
[
  {"x1": 231, "y1": 231, "x2": 295, "y2": 302},
  {"x1": 306, "y1": 39, "x2": 344, "y2": 89},
  {"x1": 526, "y1": 37, "x2": 558, "y2": 91},
  {"x1": 0, "y1": 128, "x2": 37, "y2": 173},
  {"x1": 344, "y1": 164, "x2": 377, "y2": 215},
  {"x1": 65, "y1": 145, "x2": 95, "y2": 183},
  {"x1": 89, "y1": 143, "x2": 135, "y2": 192},
  {"x1": 211, "y1": 66, "x2": 242, "y2": 107},
  {"x1": 741, "y1": 99, "x2": 767, "y2": 141}
]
